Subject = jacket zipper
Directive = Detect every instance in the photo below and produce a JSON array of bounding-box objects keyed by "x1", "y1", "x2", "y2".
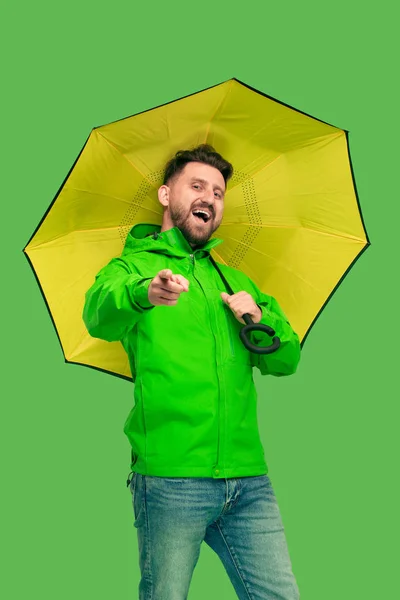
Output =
[
  {"x1": 191, "y1": 252, "x2": 235, "y2": 358},
  {"x1": 191, "y1": 251, "x2": 224, "y2": 473},
  {"x1": 225, "y1": 311, "x2": 235, "y2": 357}
]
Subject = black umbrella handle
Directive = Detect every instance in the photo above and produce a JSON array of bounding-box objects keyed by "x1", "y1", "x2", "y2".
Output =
[{"x1": 239, "y1": 313, "x2": 281, "y2": 355}]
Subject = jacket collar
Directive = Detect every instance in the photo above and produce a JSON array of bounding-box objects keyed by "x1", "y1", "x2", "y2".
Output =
[
  {"x1": 160, "y1": 226, "x2": 223, "y2": 255},
  {"x1": 131, "y1": 223, "x2": 223, "y2": 257}
]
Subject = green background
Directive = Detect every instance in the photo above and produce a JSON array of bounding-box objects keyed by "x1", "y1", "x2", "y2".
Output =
[{"x1": 2, "y1": 1, "x2": 398, "y2": 598}]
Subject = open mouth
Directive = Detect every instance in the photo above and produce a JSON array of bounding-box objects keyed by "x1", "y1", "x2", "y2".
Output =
[{"x1": 191, "y1": 209, "x2": 212, "y2": 224}]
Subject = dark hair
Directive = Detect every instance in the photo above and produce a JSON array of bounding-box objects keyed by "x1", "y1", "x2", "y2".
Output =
[{"x1": 163, "y1": 144, "x2": 233, "y2": 186}]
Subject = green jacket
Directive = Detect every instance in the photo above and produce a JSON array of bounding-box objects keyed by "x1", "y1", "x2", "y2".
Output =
[{"x1": 83, "y1": 223, "x2": 301, "y2": 478}]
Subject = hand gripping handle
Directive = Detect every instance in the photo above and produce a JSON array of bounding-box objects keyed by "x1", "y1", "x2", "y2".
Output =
[{"x1": 239, "y1": 313, "x2": 281, "y2": 355}]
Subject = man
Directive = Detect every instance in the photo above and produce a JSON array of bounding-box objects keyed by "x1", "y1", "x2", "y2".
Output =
[{"x1": 83, "y1": 144, "x2": 301, "y2": 599}]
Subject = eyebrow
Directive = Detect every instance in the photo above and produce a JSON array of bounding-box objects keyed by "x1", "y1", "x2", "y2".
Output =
[{"x1": 189, "y1": 177, "x2": 225, "y2": 195}]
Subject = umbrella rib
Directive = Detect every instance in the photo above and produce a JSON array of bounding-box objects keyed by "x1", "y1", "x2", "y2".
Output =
[
  {"x1": 220, "y1": 222, "x2": 367, "y2": 243},
  {"x1": 26, "y1": 222, "x2": 164, "y2": 249},
  {"x1": 96, "y1": 131, "x2": 157, "y2": 188},
  {"x1": 225, "y1": 131, "x2": 343, "y2": 194},
  {"x1": 67, "y1": 186, "x2": 162, "y2": 216},
  {"x1": 204, "y1": 79, "x2": 235, "y2": 144},
  {"x1": 213, "y1": 237, "x2": 282, "y2": 263},
  {"x1": 211, "y1": 243, "x2": 320, "y2": 291},
  {"x1": 68, "y1": 187, "x2": 135, "y2": 204},
  {"x1": 227, "y1": 153, "x2": 285, "y2": 194},
  {"x1": 209, "y1": 247, "x2": 228, "y2": 265}
]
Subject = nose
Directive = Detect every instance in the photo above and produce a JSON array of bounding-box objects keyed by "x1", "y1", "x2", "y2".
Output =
[{"x1": 205, "y1": 188, "x2": 215, "y2": 207}]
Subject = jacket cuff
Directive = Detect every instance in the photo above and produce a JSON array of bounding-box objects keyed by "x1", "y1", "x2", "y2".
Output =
[
  {"x1": 258, "y1": 303, "x2": 276, "y2": 327},
  {"x1": 250, "y1": 304, "x2": 276, "y2": 343},
  {"x1": 132, "y1": 277, "x2": 154, "y2": 310}
]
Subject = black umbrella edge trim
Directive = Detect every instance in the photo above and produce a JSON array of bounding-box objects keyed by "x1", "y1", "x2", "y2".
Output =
[
  {"x1": 300, "y1": 241, "x2": 370, "y2": 349},
  {"x1": 93, "y1": 76, "x2": 348, "y2": 133},
  {"x1": 22, "y1": 76, "x2": 371, "y2": 367},
  {"x1": 231, "y1": 77, "x2": 347, "y2": 130},
  {"x1": 300, "y1": 129, "x2": 371, "y2": 349},
  {"x1": 22, "y1": 129, "x2": 93, "y2": 251},
  {"x1": 66, "y1": 359, "x2": 133, "y2": 382},
  {"x1": 344, "y1": 130, "x2": 371, "y2": 244},
  {"x1": 22, "y1": 249, "x2": 133, "y2": 383},
  {"x1": 92, "y1": 77, "x2": 235, "y2": 130},
  {"x1": 23, "y1": 248, "x2": 68, "y2": 362}
]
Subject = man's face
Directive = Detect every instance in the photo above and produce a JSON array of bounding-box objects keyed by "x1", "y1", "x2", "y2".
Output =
[{"x1": 161, "y1": 162, "x2": 226, "y2": 247}]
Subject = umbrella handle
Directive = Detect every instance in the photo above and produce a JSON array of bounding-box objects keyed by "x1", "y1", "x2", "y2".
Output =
[{"x1": 239, "y1": 313, "x2": 281, "y2": 355}]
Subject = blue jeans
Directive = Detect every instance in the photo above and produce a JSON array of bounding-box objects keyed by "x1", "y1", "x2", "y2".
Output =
[{"x1": 128, "y1": 473, "x2": 300, "y2": 599}]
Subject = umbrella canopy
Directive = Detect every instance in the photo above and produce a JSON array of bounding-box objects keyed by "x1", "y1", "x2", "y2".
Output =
[{"x1": 23, "y1": 77, "x2": 370, "y2": 380}]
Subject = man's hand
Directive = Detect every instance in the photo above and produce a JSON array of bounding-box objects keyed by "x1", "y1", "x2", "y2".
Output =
[
  {"x1": 221, "y1": 291, "x2": 262, "y2": 324},
  {"x1": 148, "y1": 269, "x2": 190, "y2": 307}
]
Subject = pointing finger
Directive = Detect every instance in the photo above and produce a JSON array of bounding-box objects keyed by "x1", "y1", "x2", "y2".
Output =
[
  {"x1": 162, "y1": 279, "x2": 187, "y2": 294},
  {"x1": 158, "y1": 269, "x2": 173, "y2": 280}
]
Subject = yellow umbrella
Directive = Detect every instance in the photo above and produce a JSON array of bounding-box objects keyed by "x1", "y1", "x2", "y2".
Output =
[{"x1": 23, "y1": 78, "x2": 370, "y2": 380}]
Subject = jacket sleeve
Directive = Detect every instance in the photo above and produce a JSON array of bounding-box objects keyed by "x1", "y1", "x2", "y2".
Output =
[
  {"x1": 82, "y1": 257, "x2": 154, "y2": 342},
  {"x1": 246, "y1": 279, "x2": 301, "y2": 377}
]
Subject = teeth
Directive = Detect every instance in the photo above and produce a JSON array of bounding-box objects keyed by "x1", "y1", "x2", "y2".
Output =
[{"x1": 192, "y1": 209, "x2": 210, "y2": 221}]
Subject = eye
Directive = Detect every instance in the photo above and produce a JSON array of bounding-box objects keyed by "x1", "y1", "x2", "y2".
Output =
[{"x1": 193, "y1": 184, "x2": 201, "y2": 189}]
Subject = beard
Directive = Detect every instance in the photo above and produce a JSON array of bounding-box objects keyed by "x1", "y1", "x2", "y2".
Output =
[{"x1": 169, "y1": 202, "x2": 221, "y2": 247}]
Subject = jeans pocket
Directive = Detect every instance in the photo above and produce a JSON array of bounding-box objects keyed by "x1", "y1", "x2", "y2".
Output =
[
  {"x1": 263, "y1": 475, "x2": 278, "y2": 503},
  {"x1": 128, "y1": 472, "x2": 137, "y2": 496},
  {"x1": 133, "y1": 474, "x2": 145, "y2": 528}
]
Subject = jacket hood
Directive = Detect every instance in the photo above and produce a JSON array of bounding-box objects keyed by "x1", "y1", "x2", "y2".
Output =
[{"x1": 122, "y1": 223, "x2": 224, "y2": 259}]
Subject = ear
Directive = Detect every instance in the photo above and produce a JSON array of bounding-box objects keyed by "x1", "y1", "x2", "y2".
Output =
[{"x1": 158, "y1": 185, "x2": 170, "y2": 209}]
